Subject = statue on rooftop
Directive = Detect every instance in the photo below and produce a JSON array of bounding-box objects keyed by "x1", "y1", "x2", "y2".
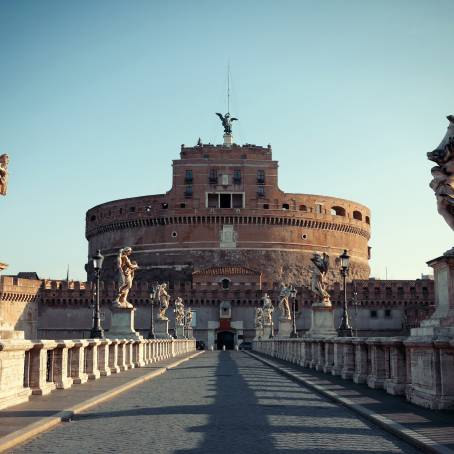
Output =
[
  {"x1": 427, "y1": 115, "x2": 454, "y2": 231},
  {"x1": 0, "y1": 154, "x2": 9, "y2": 196},
  {"x1": 215, "y1": 112, "x2": 238, "y2": 135},
  {"x1": 113, "y1": 247, "x2": 139, "y2": 309},
  {"x1": 310, "y1": 252, "x2": 331, "y2": 305}
]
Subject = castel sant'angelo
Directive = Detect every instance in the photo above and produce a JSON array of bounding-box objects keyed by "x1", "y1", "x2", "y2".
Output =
[{"x1": 85, "y1": 114, "x2": 371, "y2": 288}]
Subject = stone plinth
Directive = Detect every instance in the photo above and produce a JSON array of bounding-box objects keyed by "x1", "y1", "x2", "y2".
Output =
[
  {"x1": 411, "y1": 251, "x2": 454, "y2": 337},
  {"x1": 155, "y1": 319, "x2": 173, "y2": 339},
  {"x1": 253, "y1": 327, "x2": 264, "y2": 341},
  {"x1": 107, "y1": 307, "x2": 142, "y2": 340},
  {"x1": 175, "y1": 324, "x2": 185, "y2": 339},
  {"x1": 0, "y1": 339, "x2": 33, "y2": 410},
  {"x1": 262, "y1": 325, "x2": 273, "y2": 339},
  {"x1": 185, "y1": 327, "x2": 194, "y2": 339},
  {"x1": 277, "y1": 319, "x2": 292, "y2": 338},
  {"x1": 307, "y1": 303, "x2": 337, "y2": 337}
]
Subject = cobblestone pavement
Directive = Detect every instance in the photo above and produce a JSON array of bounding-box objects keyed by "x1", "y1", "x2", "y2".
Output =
[{"x1": 10, "y1": 352, "x2": 421, "y2": 454}]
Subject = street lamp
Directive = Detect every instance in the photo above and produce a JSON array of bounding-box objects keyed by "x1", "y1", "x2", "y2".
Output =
[
  {"x1": 290, "y1": 286, "x2": 298, "y2": 338},
  {"x1": 90, "y1": 250, "x2": 104, "y2": 339},
  {"x1": 148, "y1": 286, "x2": 156, "y2": 339},
  {"x1": 338, "y1": 249, "x2": 353, "y2": 337}
]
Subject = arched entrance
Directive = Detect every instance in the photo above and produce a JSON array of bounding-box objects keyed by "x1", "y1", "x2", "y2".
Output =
[{"x1": 216, "y1": 331, "x2": 235, "y2": 350}]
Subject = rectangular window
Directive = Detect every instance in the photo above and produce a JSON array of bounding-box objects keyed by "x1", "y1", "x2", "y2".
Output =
[
  {"x1": 233, "y1": 169, "x2": 241, "y2": 184},
  {"x1": 184, "y1": 185, "x2": 193, "y2": 198},
  {"x1": 232, "y1": 194, "x2": 243, "y2": 208},
  {"x1": 257, "y1": 186, "x2": 265, "y2": 198},
  {"x1": 209, "y1": 169, "x2": 218, "y2": 184},
  {"x1": 257, "y1": 170, "x2": 265, "y2": 184},
  {"x1": 185, "y1": 169, "x2": 193, "y2": 183},
  {"x1": 220, "y1": 193, "x2": 231, "y2": 208},
  {"x1": 384, "y1": 309, "x2": 392, "y2": 318},
  {"x1": 370, "y1": 310, "x2": 378, "y2": 318},
  {"x1": 208, "y1": 193, "x2": 219, "y2": 208},
  {"x1": 314, "y1": 203, "x2": 323, "y2": 214}
]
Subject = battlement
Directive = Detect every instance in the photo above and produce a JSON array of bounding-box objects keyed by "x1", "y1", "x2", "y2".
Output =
[{"x1": 180, "y1": 143, "x2": 272, "y2": 161}]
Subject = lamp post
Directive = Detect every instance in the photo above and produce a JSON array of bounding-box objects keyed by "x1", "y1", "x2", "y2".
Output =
[
  {"x1": 290, "y1": 286, "x2": 298, "y2": 338},
  {"x1": 148, "y1": 286, "x2": 156, "y2": 339},
  {"x1": 90, "y1": 250, "x2": 104, "y2": 339},
  {"x1": 338, "y1": 249, "x2": 353, "y2": 337}
]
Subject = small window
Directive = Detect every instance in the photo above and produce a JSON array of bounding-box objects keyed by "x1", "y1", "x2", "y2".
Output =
[
  {"x1": 365, "y1": 216, "x2": 370, "y2": 225},
  {"x1": 185, "y1": 169, "x2": 193, "y2": 183},
  {"x1": 184, "y1": 185, "x2": 193, "y2": 198},
  {"x1": 301, "y1": 234, "x2": 307, "y2": 240},
  {"x1": 384, "y1": 309, "x2": 392, "y2": 318},
  {"x1": 263, "y1": 203, "x2": 269, "y2": 209},
  {"x1": 221, "y1": 279, "x2": 230, "y2": 289},
  {"x1": 208, "y1": 193, "x2": 218, "y2": 208},
  {"x1": 161, "y1": 202, "x2": 168, "y2": 209},
  {"x1": 353, "y1": 210, "x2": 363, "y2": 221},
  {"x1": 370, "y1": 310, "x2": 378, "y2": 318},
  {"x1": 220, "y1": 193, "x2": 231, "y2": 208},
  {"x1": 209, "y1": 169, "x2": 218, "y2": 184},
  {"x1": 257, "y1": 170, "x2": 265, "y2": 184},
  {"x1": 180, "y1": 203, "x2": 186, "y2": 208},
  {"x1": 315, "y1": 203, "x2": 323, "y2": 214},
  {"x1": 232, "y1": 194, "x2": 243, "y2": 209},
  {"x1": 171, "y1": 231, "x2": 178, "y2": 238},
  {"x1": 233, "y1": 169, "x2": 241, "y2": 184},
  {"x1": 90, "y1": 215, "x2": 96, "y2": 222},
  {"x1": 129, "y1": 206, "x2": 135, "y2": 212},
  {"x1": 282, "y1": 203, "x2": 289, "y2": 210},
  {"x1": 331, "y1": 206, "x2": 346, "y2": 216},
  {"x1": 257, "y1": 186, "x2": 265, "y2": 198},
  {"x1": 299, "y1": 205, "x2": 308, "y2": 212}
]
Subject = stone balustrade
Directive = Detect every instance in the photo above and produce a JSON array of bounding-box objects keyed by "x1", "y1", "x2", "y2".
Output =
[
  {"x1": 0, "y1": 337, "x2": 196, "y2": 411},
  {"x1": 253, "y1": 336, "x2": 454, "y2": 409}
]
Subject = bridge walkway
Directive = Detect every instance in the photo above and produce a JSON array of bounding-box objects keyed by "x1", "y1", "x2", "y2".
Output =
[{"x1": 6, "y1": 351, "x2": 428, "y2": 454}]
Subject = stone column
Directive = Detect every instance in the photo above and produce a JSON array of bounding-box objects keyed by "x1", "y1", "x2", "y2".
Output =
[
  {"x1": 98, "y1": 339, "x2": 112, "y2": 377},
  {"x1": 53, "y1": 340, "x2": 74, "y2": 389},
  {"x1": 341, "y1": 339, "x2": 355, "y2": 380},
  {"x1": 85, "y1": 339, "x2": 101, "y2": 380},
  {"x1": 353, "y1": 339, "x2": 369, "y2": 384},
  {"x1": 323, "y1": 340, "x2": 334, "y2": 373},
  {"x1": 332, "y1": 340, "x2": 343, "y2": 376},
  {"x1": 367, "y1": 339, "x2": 387, "y2": 389},
  {"x1": 108, "y1": 340, "x2": 120, "y2": 374},
  {"x1": 70, "y1": 340, "x2": 89, "y2": 385},
  {"x1": 29, "y1": 340, "x2": 57, "y2": 395},
  {"x1": 117, "y1": 340, "x2": 127, "y2": 371}
]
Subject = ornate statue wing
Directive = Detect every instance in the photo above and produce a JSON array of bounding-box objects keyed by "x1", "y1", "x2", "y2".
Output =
[
  {"x1": 231, "y1": 117, "x2": 238, "y2": 122},
  {"x1": 322, "y1": 253, "x2": 330, "y2": 273},
  {"x1": 215, "y1": 113, "x2": 224, "y2": 121}
]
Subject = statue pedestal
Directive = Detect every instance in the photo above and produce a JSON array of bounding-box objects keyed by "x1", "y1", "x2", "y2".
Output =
[
  {"x1": 411, "y1": 250, "x2": 454, "y2": 338},
  {"x1": 223, "y1": 133, "x2": 233, "y2": 146},
  {"x1": 253, "y1": 327, "x2": 264, "y2": 341},
  {"x1": 307, "y1": 303, "x2": 337, "y2": 337},
  {"x1": 277, "y1": 319, "x2": 292, "y2": 338},
  {"x1": 262, "y1": 325, "x2": 273, "y2": 339},
  {"x1": 107, "y1": 307, "x2": 142, "y2": 340},
  {"x1": 185, "y1": 327, "x2": 194, "y2": 339},
  {"x1": 175, "y1": 325, "x2": 185, "y2": 339},
  {"x1": 155, "y1": 319, "x2": 173, "y2": 339}
]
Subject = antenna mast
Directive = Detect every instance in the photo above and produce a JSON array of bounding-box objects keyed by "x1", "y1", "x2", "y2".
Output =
[{"x1": 227, "y1": 62, "x2": 230, "y2": 114}]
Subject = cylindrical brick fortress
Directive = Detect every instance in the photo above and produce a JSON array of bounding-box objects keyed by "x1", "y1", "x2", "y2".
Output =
[{"x1": 85, "y1": 143, "x2": 371, "y2": 285}]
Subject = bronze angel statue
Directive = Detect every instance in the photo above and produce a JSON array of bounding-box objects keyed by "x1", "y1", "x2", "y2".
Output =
[{"x1": 215, "y1": 112, "x2": 238, "y2": 135}]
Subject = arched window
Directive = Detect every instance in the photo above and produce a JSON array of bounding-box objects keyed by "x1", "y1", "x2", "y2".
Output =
[
  {"x1": 353, "y1": 210, "x2": 363, "y2": 221},
  {"x1": 365, "y1": 216, "x2": 370, "y2": 225},
  {"x1": 330, "y1": 206, "x2": 346, "y2": 216},
  {"x1": 221, "y1": 279, "x2": 230, "y2": 289},
  {"x1": 282, "y1": 203, "x2": 289, "y2": 210},
  {"x1": 299, "y1": 205, "x2": 308, "y2": 212}
]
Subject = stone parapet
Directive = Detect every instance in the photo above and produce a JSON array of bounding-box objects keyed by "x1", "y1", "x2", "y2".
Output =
[
  {"x1": 0, "y1": 337, "x2": 196, "y2": 411},
  {"x1": 252, "y1": 335, "x2": 454, "y2": 410}
]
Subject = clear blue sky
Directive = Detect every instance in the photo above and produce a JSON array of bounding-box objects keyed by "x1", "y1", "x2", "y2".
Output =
[{"x1": 0, "y1": 0, "x2": 452, "y2": 281}]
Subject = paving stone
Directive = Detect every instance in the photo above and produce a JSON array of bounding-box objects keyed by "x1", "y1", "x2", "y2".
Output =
[{"x1": 10, "y1": 352, "x2": 421, "y2": 454}]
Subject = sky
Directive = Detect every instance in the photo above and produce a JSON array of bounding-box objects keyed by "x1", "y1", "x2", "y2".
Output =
[{"x1": 0, "y1": 0, "x2": 453, "y2": 281}]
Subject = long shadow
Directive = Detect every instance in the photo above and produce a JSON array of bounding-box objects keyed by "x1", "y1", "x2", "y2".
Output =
[{"x1": 175, "y1": 352, "x2": 277, "y2": 454}]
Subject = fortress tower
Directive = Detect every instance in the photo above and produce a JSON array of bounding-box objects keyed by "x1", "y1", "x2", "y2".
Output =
[{"x1": 85, "y1": 139, "x2": 371, "y2": 286}]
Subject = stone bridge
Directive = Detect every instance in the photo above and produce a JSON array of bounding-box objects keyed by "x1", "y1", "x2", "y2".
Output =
[{"x1": 0, "y1": 338, "x2": 453, "y2": 453}]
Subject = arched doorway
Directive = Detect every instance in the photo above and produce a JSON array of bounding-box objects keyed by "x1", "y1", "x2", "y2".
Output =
[{"x1": 216, "y1": 331, "x2": 235, "y2": 350}]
